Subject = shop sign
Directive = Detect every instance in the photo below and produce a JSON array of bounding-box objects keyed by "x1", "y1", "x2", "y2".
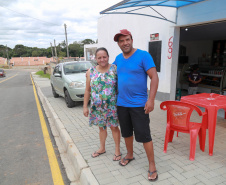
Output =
[
  {"x1": 168, "y1": 36, "x2": 173, "y2": 59},
  {"x1": 150, "y1": 33, "x2": 159, "y2": 41}
]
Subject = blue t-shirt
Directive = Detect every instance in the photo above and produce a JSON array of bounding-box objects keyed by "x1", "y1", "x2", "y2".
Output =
[{"x1": 113, "y1": 49, "x2": 156, "y2": 107}]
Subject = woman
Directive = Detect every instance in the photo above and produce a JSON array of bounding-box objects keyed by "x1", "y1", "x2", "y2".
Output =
[{"x1": 83, "y1": 47, "x2": 121, "y2": 161}]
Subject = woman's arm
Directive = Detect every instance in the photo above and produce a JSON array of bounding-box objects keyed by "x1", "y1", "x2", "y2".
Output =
[{"x1": 83, "y1": 70, "x2": 91, "y2": 117}]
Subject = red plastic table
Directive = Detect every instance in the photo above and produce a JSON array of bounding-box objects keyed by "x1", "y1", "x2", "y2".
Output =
[{"x1": 181, "y1": 93, "x2": 226, "y2": 156}]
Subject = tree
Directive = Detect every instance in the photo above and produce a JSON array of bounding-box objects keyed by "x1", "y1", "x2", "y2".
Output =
[
  {"x1": 0, "y1": 39, "x2": 88, "y2": 59},
  {"x1": 68, "y1": 42, "x2": 84, "y2": 57},
  {"x1": 81, "y1": 39, "x2": 95, "y2": 45},
  {"x1": 0, "y1": 45, "x2": 6, "y2": 57},
  {"x1": 60, "y1": 41, "x2": 66, "y2": 49},
  {"x1": 45, "y1": 47, "x2": 53, "y2": 58},
  {"x1": 59, "y1": 51, "x2": 66, "y2": 58},
  {"x1": 32, "y1": 50, "x2": 40, "y2": 57},
  {"x1": 13, "y1": 44, "x2": 26, "y2": 57}
]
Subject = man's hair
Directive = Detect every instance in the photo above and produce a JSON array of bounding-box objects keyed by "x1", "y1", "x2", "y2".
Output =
[{"x1": 95, "y1": 47, "x2": 109, "y2": 57}]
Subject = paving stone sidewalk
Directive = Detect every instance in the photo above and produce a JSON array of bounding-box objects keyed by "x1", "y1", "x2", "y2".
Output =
[{"x1": 33, "y1": 74, "x2": 226, "y2": 185}]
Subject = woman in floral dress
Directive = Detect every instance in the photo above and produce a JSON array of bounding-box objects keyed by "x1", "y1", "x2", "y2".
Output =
[{"x1": 83, "y1": 47, "x2": 121, "y2": 161}]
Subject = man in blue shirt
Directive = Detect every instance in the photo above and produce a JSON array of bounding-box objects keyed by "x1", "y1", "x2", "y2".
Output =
[{"x1": 113, "y1": 29, "x2": 159, "y2": 181}]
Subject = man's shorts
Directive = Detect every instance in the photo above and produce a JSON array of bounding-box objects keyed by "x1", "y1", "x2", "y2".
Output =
[{"x1": 117, "y1": 106, "x2": 152, "y2": 143}]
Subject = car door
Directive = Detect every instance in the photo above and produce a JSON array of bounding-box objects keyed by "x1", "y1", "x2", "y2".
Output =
[
  {"x1": 51, "y1": 65, "x2": 57, "y2": 86},
  {"x1": 52, "y1": 65, "x2": 62, "y2": 96},
  {"x1": 56, "y1": 64, "x2": 64, "y2": 96}
]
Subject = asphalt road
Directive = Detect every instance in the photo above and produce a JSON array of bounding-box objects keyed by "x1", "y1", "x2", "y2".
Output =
[{"x1": 0, "y1": 69, "x2": 69, "y2": 185}]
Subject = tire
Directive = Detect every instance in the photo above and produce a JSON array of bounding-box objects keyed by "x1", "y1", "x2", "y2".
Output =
[
  {"x1": 51, "y1": 84, "x2": 59, "y2": 98},
  {"x1": 65, "y1": 90, "x2": 75, "y2": 108}
]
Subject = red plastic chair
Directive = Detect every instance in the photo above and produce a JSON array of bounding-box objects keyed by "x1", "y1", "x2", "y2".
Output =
[{"x1": 160, "y1": 101, "x2": 207, "y2": 161}]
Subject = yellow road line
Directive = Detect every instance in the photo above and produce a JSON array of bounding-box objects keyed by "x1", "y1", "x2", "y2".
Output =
[
  {"x1": 30, "y1": 74, "x2": 64, "y2": 185},
  {"x1": 0, "y1": 74, "x2": 18, "y2": 83}
]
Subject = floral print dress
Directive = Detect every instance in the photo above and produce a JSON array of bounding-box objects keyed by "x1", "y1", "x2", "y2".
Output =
[{"x1": 89, "y1": 64, "x2": 119, "y2": 129}]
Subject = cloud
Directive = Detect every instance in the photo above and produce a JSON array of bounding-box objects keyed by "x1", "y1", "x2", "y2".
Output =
[{"x1": 0, "y1": 0, "x2": 120, "y2": 48}]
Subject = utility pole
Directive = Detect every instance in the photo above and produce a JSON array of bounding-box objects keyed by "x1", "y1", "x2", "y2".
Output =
[
  {"x1": 5, "y1": 45, "x2": 9, "y2": 66},
  {"x1": 64, "y1": 23, "x2": 69, "y2": 58},
  {"x1": 54, "y1": 39, "x2": 58, "y2": 63},
  {"x1": 50, "y1": 42, "x2": 54, "y2": 61}
]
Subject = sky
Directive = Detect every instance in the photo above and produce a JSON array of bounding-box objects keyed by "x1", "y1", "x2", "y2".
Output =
[{"x1": 0, "y1": 0, "x2": 121, "y2": 49}]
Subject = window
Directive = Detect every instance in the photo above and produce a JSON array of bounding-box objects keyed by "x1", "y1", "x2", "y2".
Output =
[
  {"x1": 63, "y1": 62, "x2": 93, "y2": 74},
  {"x1": 149, "y1": 41, "x2": 162, "y2": 72},
  {"x1": 53, "y1": 65, "x2": 59, "y2": 75}
]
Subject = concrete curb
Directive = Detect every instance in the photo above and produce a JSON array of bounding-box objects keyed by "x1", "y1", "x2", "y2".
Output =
[{"x1": 31, "y1": 73, "x2": 99, "y2": 185}]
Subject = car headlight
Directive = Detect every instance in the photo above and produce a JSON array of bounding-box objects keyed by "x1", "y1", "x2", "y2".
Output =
[{"x1": 69, "y1": 81, "x2": 85, "y2": 88}]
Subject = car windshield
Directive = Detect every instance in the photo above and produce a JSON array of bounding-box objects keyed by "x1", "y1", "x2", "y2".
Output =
[
  {"x1": 0, "y1": 69, "x2": 3, "y2": 72},
  {"x1": 63, "y1": 62, "x2": 93, "y2": 74}
]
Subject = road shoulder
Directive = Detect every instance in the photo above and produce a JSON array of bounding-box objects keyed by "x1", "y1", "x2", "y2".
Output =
[{"x1": 31, "y1": 72, "x2": 99, "y2": 185}]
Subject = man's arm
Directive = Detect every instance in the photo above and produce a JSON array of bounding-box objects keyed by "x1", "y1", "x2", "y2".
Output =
[
  {"x1": 196, "y1": 77, "x2": 202, "y2": 84},
  {"x1": 189, "y1": 75, "x2": 202, "y2": 84},
  {"x1": 189, "y1": 76, "x2": 195, "y2": 84},
  {"x1": 196, "y1": 74, "x2": 202, "y2": 84},
  {"x1": 144, "y1": 67, "x2": 159, "y2": 114}
]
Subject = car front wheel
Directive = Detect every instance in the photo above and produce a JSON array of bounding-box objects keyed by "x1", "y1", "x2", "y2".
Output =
[
  {"x1": 65, "y1": 90, "x2": 75, "y2": 108},
  {"x1": 51, "y1": 84, "x2": 59, "y2": 98}
]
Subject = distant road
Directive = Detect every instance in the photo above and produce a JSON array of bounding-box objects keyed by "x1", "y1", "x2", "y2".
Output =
[{"x1": 0, "y1": 69, "x2": 69, "y2": 185}]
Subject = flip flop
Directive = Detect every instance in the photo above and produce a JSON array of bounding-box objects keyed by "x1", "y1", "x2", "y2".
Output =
[
  {"x1": 113, "y1": 153, "x2": 122, "y2": 161},
  {"x1": 119, "y1": 157, "x2": 135, "y2": 166},
  {"x1": 148, "y1": 170, "x2": 158, "y2": 182},
  {"x1": 91, "y1": 151, "x2": 106, "y2": 158}
]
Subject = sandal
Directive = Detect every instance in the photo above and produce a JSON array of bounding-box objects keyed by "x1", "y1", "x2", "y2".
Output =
[
  {"x1": 148, "y1": 170, "x2": 158, "y2": 182},
  {"x1": 113, "y1": 153, "x2": 122, "y2": 161},
  {"x1": 119, "y1": 157, "x2": 135, "y2": 166},
  {"x1": 91, "y1": 151, "x2": 106, "y2": 158}
]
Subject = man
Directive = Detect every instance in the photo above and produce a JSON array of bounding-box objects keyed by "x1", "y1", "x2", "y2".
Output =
[
  {"x1": 113, "y1": 29, "x2": 159, "y2": 181},
  {"x1": 188, "y1": 64, "x2": 201, "y2": 95}
]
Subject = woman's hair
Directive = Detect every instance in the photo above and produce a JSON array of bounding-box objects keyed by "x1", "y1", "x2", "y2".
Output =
[{"x1": 95, "y1": 47, "x2": 109, "y2": 57}]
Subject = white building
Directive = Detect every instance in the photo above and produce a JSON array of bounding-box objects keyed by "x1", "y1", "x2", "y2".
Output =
[{"x1": 85, "y1": 0, "x2": 226, "y2": 100}]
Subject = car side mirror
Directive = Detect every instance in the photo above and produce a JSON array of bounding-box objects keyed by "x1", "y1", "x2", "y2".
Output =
[{"x1": 54, "y1": 73, "x2": 61, "y2": 77}]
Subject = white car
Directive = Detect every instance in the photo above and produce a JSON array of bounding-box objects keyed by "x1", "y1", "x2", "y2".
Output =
[{"x1": 50, "y1": 61, "x2": 94, "y2": 108}]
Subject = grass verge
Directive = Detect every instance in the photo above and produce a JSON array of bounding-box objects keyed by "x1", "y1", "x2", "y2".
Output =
[
  {"x1": 36, "y1": 70, "x2": 50, "y2": 79},
  {"x1": 0, "y1": 65, "x2": 11, "y2": 69}
]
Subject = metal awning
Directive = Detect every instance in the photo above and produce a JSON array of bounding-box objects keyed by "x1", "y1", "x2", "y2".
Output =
[{"x1": 100, "y1": 0, "x2": 206, "y2": 24}]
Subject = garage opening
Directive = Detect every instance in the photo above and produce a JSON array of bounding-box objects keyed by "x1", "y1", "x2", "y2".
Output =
[{"x1": 176, "y1": 21, "x2": 226, "y2": 99}]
